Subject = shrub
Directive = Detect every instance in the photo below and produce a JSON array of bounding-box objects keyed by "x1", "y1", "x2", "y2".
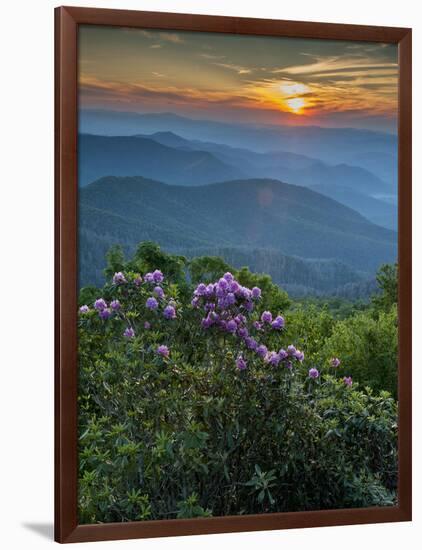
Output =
[
  {"x1": 321, "y1": 307, "x2": 398, "y2": 397},
  {"x1": 283, "y1": 304, "x2": 336, "y2": 366},
  {"x1": 77, "y1": 256, "x2": 397, "y2": 523}
]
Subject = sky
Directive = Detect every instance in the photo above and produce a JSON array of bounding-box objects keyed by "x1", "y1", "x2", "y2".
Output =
[{"x1": 78, "y1": 25, "x2": 398, "y2": 133}]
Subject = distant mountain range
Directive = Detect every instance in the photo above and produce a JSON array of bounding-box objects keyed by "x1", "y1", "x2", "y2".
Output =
[
  {"x1": 78, "y1": 134, "x2": 242, "y2": 187},
  {"x1": 344, "y1": 151, "x2": 398, "y2": 188},
  {"x1": 77, "y1": 109, "x2": 398, "y2": 295},
  {"x1": 138, "y1": 130, "x2": 390, "y2": 192},
  {"x1": 79, "y1": 132, "x2": 397, "y2": 230},
  {"x1": 79, "y1": 109, "x2": 397, "y2": 180},
  {"x1": 79, "y1": 176, "x2": 396, "y2": 291}
]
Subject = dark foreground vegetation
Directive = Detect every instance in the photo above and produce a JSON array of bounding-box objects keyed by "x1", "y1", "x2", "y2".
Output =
[{"x1": 78, "y1": 242, "x2": 398, "y2": 523}]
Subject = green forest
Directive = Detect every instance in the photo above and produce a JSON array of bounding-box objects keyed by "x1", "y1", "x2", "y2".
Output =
[
  {"x1": 78, "y1": 176, "x2": 396, "y2": 299},
  {"x1": 78, "y1": 241, "x2": 398, "y2": 523}
]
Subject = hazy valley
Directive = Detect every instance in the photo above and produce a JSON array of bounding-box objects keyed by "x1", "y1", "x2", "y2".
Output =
[{"x1": 78, "y1": 110, "x2": 398, "y2": 296}]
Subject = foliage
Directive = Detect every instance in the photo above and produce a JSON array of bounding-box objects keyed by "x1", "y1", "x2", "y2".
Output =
[
  {"x1": 371, "y1": 263, "x2": 398, "y2": 313},
  {"x1": 235, "y1": 266, "x2": 291, "y2": 313},
  {"x1": 189, "y1": 256, "x2": 290, "y2": 313},
  {"x1": 283, "y1": 304, "x2": 336, "y2": 366},
  {"x1": 293, "y1": 295, "x2": 369, "y2": 320},
  {"x1": 321, "y1": 307, "x2": 398, "y2": 397},
  {"x1": 77, "y1": 244, "x2": 398, "y2": 523},
  {"x1": 189, "y1": 255, "x2": 232, "y2": 285},
  {"x1": 128, "y1": 242, "x2": 188, "y2": 288}
]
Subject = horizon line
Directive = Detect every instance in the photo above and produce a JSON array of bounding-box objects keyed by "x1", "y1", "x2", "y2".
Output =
[{"x1": 79, "y1": 106, "x2": 398, "y2": 137}]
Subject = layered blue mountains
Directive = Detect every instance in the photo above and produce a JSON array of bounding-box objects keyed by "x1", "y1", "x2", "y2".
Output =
[{"x1": 78, "y1": 109, "x2": 398, "y2": 296}]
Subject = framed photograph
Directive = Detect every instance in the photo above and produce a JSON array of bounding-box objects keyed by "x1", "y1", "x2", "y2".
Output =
[{"x1": 55, "y1": 6, "x2": 412, "y2": 543}]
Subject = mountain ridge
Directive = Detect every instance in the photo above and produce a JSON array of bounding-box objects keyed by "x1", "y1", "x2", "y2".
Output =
[
  {"x1": 79, "y1": 109, "x2": 397, "y2": 164},
  {"x1": 79, "y1": 132, "x2": 395, "y2": 230},
  {"x1": 80, "y1": 175, "x2": 396, "y2": 277},
  {"x1": 78, "y1": 133, "x2": 244, "y2": 187}
]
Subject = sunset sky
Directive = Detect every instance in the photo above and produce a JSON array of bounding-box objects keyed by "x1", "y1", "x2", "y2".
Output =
[{"x1": 78, "y1": 25, "x2": 398, "y2": 133}]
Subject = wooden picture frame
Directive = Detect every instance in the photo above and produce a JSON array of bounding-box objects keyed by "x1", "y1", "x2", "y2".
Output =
[{"x1": 55, "y1": 5, "x2": 412, "y2": 543}]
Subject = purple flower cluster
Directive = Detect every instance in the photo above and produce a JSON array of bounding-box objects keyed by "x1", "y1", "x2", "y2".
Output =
[
  {"x1": 193, "y1": 273, "x2": 260, "y2": 330},
  {"x1": 99, "y1": 309, "x2": 111, "y2": 320},
  {"x1": 89, "y1": 268, "x2": 178, "y2": 334},
  {"x1": 154, "y1": 286, "x2": 165, "y2": 299},
  {"x1": 144, "y1": 270, "x2": 164, "y2": 284},
  {"x1": 87, "y1": 270, "x2": 178, "y2": 358},
  {"x1": 146, "y1": 297, "x2": 159, "y2": 310},
  {"x1": 251, "y1": 287, "x2": 261, "y2": 299},
  {"x1": 193, "y1": 273, "x2": 255, "y2": 312},
  {"x1": 330, "y1": 357, "x2": 341, "y2": 368},
  {"x1": 157, "y1": 344, "x2": 170, "y2": 358},
  {"x1": 262, "y1": 345, "x2": 303, "y2": 367},
  {"x1": 286, "y1": 345, "x2": 304, "y2": 362},
  {"x1": 236, "y1": 355, "x2": 247, "y2": 370},
  {"x1": 123, "y1": 327, "x2": 135, "y2": 338},
  {"x1": 112, "y1": 272, "x2": 127, "y2": 285},
  {"x1": 163, "y1": 305, "x2": 176, "y2": 319},
  {"x1": 89, "y1": 296, "x2": 126, "y2": 321},
  {"x1": 343, "y1": 376, "x2": 353, "y2": 387},
  {"x1": 256, "y1": 344, "x2": 268, "y2": 358},
  {"x1": 94, "y1": 298, "x2": 107, "y2": 311},
  {"x1": 139, "y1": 271, "x2": 178, "y2": 320},
  {"x1": 84, "y1": 269, "x2": 316, "y2": 377},
  {"x1": 193, "y1": 273, "x2": 302, "y2": 371},
  {"x1": 93, "y1": 298, "x2": 113, "y2": 320},
  {"x1": 271, "y1": 316, "x2": 285, "y2": 330},
  {"x1": 261, "y1": 311, "x2": 272, "y2": 323},
  {"x1": 110, "y1": 299, "x2": 121, "y2": 311},
  {"x1": 145, "y1": 294, "x2": 177, "y2": 320},
  {"x1": 308, "y1": 368, "x2": 319, "y2": 379}
]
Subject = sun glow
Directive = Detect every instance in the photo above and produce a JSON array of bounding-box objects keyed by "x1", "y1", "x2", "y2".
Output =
[
  {"x1": 286, "y1": 97, "x2": 305, "y2": 114},
  {"x1": 278, "y1": 82, "x2": 309, "y2": 115}
]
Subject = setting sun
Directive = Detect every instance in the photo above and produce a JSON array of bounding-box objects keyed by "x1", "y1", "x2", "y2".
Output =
[
  {"x1": 277, "y1": 82, "x2": 309, "y2": 114},
  {"x1": 286, "y1": 97, "x2": 305, "y2": 114}
]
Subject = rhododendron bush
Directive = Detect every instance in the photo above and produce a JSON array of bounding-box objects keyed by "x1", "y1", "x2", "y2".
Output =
[{"x1": 77, "y1": 243, "x2": 397, "y2": 523}]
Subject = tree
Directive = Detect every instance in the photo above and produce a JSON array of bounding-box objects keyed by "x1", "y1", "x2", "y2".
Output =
[
  {"x1": 189, "y1": 256, "x2": 232, "y2": 285},
  {"x1": 236, "y1": 266, "x2": 290, "y2": 313},
  {"x1": 104, "y1": 244, "x2": 125, "y2": 281},
  {"x1": 371, "y1": 263, "x2": 397, "y2": 313},
  {"x1": 129, "y1": 242, "x2": 188, "y2": 287},
  {"x1": 322, "y1": 307, "x2": 398, "y2": 396}
]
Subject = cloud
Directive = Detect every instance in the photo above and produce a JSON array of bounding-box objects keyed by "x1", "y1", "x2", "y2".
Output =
[
  {"x1": 78, "y1": 74, "x2": 397, "y2": 130},
  {"x1": 212, "y1": 62, "x2": 252, "y2": 75},
  {"x1": 311, "y1": 69, "x2": 398, "y2": 80},
  {"x1": 279, "y1": 82, "x2": 310, "y2": 96},
  {"x1": 242, "y1": 67, "x2": 398, "y2": 119},
  {"x1": 199, "y1": 53, "x2": 226, "y2": 60},
  {"x1": 139, "y1": 29, "x2": 185, "y2": 44},
  {"x1": 78, "y1": 76, "x2": 256, "y2": 108},
  {"x1": 273, "y1": 55, "x2": 397, "y2": 76},
  {"x1": 158, "y1": 32, "x2": 184, "y2": 44},
  {"x1": 79, "y1": 69, "x2": 397, "y2": 123}
]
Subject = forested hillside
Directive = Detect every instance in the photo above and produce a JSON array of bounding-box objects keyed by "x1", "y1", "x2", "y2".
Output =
[{"x1": 78, "y1": 176, "x2": 396, "y2": 295}]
